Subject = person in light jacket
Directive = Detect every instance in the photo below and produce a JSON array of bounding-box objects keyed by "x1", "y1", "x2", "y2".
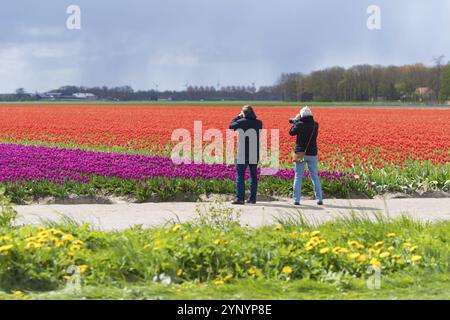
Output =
[{"x1": 289, "y1": 106, "x2": 323, "y2": 206}]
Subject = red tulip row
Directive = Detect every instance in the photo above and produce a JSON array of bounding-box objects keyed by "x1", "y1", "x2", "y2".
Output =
[{"x1": 0, "y1": 105, "x2": 448, "y2": 169}]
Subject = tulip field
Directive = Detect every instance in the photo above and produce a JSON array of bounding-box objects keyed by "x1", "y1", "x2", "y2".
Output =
[
  {"x1": 0, "y1": 105, "x2": 449, "y2": 202},
  {"x1": 0, "y1": 104, "x2": 449, "y2": 300}
]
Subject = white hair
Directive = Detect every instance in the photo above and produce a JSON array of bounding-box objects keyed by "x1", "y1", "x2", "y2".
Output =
[{"x1": 300, "y1": 106, "x2": 312, "y2": 118}]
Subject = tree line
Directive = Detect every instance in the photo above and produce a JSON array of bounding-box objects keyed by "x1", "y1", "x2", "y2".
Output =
[
  {"x1": 276, "y1": 59, "x2": 450, "y2": 103},
  {"x1": 3, "y1": 60, "x2": 450, "y2": 103}
]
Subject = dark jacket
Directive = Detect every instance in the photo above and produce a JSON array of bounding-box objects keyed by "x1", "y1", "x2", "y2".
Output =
[
  {"x1": 289, "y1": 115, "x2": 319, "y2": 156},
  {"x1": 229, "y1": 113, "x2": 263, "y2": 163}
]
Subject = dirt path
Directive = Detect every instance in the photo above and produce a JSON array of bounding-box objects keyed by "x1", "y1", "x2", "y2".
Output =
[{"x1": 14, "y1": 198, "x2": 450, "y2": 231}]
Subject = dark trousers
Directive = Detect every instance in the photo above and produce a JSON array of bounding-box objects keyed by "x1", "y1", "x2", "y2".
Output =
[{"x1": 236, "y1": 163, "x2": 258, "y2": 201}]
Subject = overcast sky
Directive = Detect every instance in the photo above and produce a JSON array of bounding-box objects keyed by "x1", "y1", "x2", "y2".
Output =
[{"x1": 0, "y1": 0, "x2": 449, "y2": 92}]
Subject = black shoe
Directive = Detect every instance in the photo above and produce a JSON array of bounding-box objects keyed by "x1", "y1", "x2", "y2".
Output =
[
  {"x1": 294, "y1": 202, "x2": 300, "y2": 206},
  {"x1": 246, "y1": 199, "x2": 256, "y2": 204},
  {"x1": 232, "y1": 200, "x2": 245, "y2": 205},
  {"x1": 317, "y1": 201, "x2": 323, "y2": 206}
]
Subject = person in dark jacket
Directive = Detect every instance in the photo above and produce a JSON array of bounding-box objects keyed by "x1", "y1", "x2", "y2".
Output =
[
  {"x1": 229, "y1": 105, "x2": 263, "y2": 205},
  {"x1": 289, "y1": 106, "x2": 323, "y2": 206}
]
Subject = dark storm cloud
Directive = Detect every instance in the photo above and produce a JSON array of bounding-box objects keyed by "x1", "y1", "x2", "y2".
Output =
[{"x1": 0, "y1": 0, "x2": 448, "y2": 92}]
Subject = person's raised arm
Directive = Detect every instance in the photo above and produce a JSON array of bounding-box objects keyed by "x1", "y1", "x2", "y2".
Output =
[
  {"x1": 229, "y1": 116, "x2": 242, "y2": 130},
  {"x1": 289, "y1": 121, "x2": 300, "y2": 136}
]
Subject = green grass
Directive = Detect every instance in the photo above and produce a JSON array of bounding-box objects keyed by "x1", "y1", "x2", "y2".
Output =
[
  {"x1": 1, "y1": 191, "x2": 449, "y2": 300},
  {"x1": 2, "y1": 271, "x2": 447, "y2": 300}
]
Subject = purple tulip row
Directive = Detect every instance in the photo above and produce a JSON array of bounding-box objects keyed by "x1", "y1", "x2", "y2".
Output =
[{"x1": 0, "y1": 144, "x2": 349, "y2": 184}]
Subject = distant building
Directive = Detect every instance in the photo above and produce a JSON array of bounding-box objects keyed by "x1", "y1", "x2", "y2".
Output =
[
  {"x1": 73, "y1": 93, "x2": 97, "y2": 100},
  {"x1": 36, "y1": 92, "x2": 97, "y2": 101},
  {"x1": 414, "y1": 87, "x2": 435, "y2": 102}
]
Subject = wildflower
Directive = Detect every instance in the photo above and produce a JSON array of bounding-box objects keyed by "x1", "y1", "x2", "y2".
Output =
[
  {"x1": 310, "y1": 231, "x2": 320, "y2": 237},
  {"x1": 176, "y1": 269, "x2": 183, "y2": 276},
  {"x1": 349, "y1": 241, "x2": 365, "y2": 249},
  {"x1": 403, "y1": 242, "x2": 412, "y2": 247},
  {"x1": 0, "y1": 244, "x2": 13, "y2": 253},
  {"x1": 78, "y1": 265, "x2": 88, "y2": 273},
  {"x1": 224, "y1": 274, "x2": 233, "y2": 282},
  {"x1": 409, "y1": 246, "x2": 418, "y2": 252},
  {"x1": 213, "y1": 239, "x2": 221, "y2": 245},
  {"x1": 380, "y1": 252, "x2": 390, "y2": 259},
  {"x1": 411, "y1": 255, "x2": 422, "y2": 263},
  {"x1": 172, "y1": 225, "x2": 182, "y2": 232},
  {"x1": 214, "y1": 280, "x2": 225, "y2": 286},
  {"x1": 320, "y1": 247, "x2": 330, "y2": 254},
  {"x1": 73, "y1": 240, "x2": 84, "y2": 246},
  {"x1": 63, "y1": 275, "x2": 71, "y2": 280},
  {"x1": 301, "y1": 232, "x2": 310, "y2": 237},
  {"x1": 358, "y1": 254, "x2": 367, "y2": 263},
  {"x1": 374, "y1": 241, "x2": 383, "y2": 247},
  {"x1": 347, "y1": 253, "x2": 360, "y2": 260},
  {"x1": 387, "y1": 233, "x2": 396, "y2": 238},
  {"x1": 272, "y1": 226, "x2": 282, "y2": 231},
  {"x1": 248, "y1": 267, "x2": 258, "y2": 275},
  {"x1": 388, "y1": 246, "x2": 395, "y2": 251},
  {"x1": 69, "y1": 245, "x2": 82, "y2": 251},
  {"x1": 13, "y1": 291, "x2": 23, "y2": 296},
  {"x1": 370, "y1": 258, "x2": 381, "y2": 268},
  {"x1": 62, "y1": 234, "x2": 75, "y2": 242},
  {"x1": 282, "y1": 266, "x2": 293, "y2": 275}
]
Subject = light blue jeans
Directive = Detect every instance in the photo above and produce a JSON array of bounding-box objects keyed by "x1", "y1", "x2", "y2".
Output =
[{"x1": 293, "y1": 155, "x2": 323, "y2": 203}]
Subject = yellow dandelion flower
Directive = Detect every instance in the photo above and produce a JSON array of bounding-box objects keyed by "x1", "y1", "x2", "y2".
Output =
[
  {"x1": 213, "y1": 239, "x2": 221, "y2": 245},
  {"x1": 380, "y1": 252, "x2": 390, "y2": 259},
  {"x1": 387, "y1": 233, "x2": 396, "y2": 238},
  {"x1": 13, "y1": 291, "x2": 23, "y2": 296},
  {"x1": 176, "y1": 269, "x2": 183, "y2": 276},
  {"x1": 301, "y1": 232, "x2": 310, "y2": 237},
  {"x1": 310, "y1": 231, "x2": 320, "y2": 237},
  {"x1": 370, "y1": 258, "x2": 381, "y2": 267},
  {"x1": 347, "y1": 253, "x2": 360, "y2": 260},
  {"x1": 358, "y1": 254, "x2": 367, "y2": 263},
  {"x1": 248, "y1": 267, "x2": 258, "y2": 275},
  {"x1": 374, "y1": 241, "x2": 383, "y2": 247},
  {"x1": 403, "y1": 242, "x2": 412, "y2": 247},
  {"x1": 409, "y1": 246, "x2": 418, "y2": 252},
  {"x1": 214, "y1": 280, "x2": 225, "y2": 286},
  {"x1": 73, "y1": 240, "x2": 84, "y2": 246},
  {"x1": 224, "y1": 274, "x2": 233, "y2": 281},
  {"x1": 62, "y1": 234, "x2": 75, "y2": 242},
  {"x1": 0, "y1": 244, "x2": 13, "y2": 253},
  {"x1": 282, "y1": 266, "x2": 293, "y2": 275},
  {"x1": 69, "y1": 245, "x2": 81, "y2": 251},
  {"x1": 388, "y1": 246, "x2": 395, "y2": 251},
  {"x1": 411, "y1": 255, "x2": 422, "y2": 262},
  {"x1": 172, "y1": 225, "x2": 182, "y2": 232},
  {"x1": 320, "y1": 247, "x2": 330, "y2": 254},
  {"x1": 63, "y1": 275, "x2": 71, "y2": 280},
  {"x1": 78, "y1": 265, "x2": 88, "y2": 273},
  {"x1": 272, "y1": 226, "x2": 282, "y2": 231}
]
